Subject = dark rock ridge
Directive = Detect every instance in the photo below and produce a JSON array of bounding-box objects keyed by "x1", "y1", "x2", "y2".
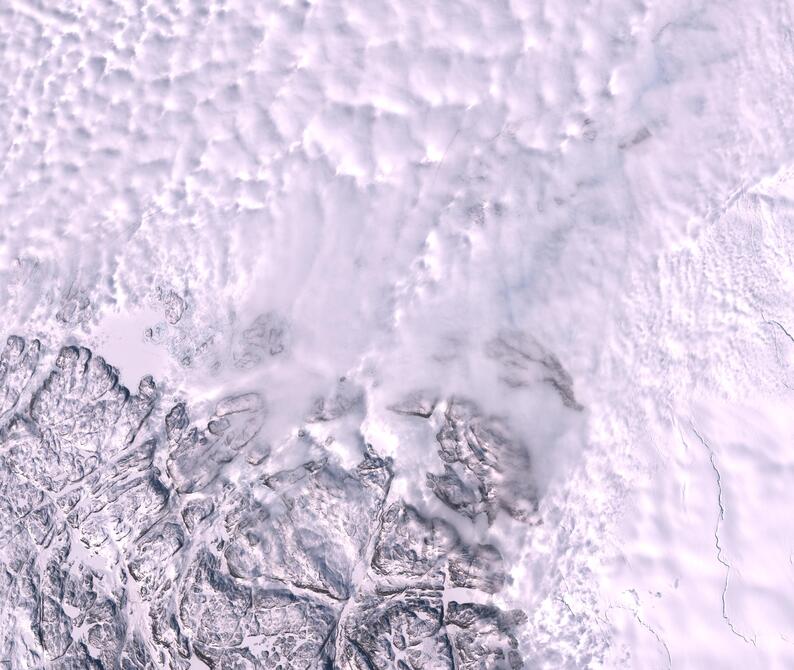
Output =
[
  {"x1": 0, "y1": 336, "x2": 535, "y2": 669},
  {"x1": 431, "y1": 398, "x2": 540, "y2": 524},
  {"x1": 485, "y1": 331, "x2": 583, "y2": 411}
]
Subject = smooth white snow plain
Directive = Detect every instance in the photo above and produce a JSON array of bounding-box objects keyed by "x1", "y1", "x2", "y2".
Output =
[{"x1": 1, "y1": 0, "x2": 794, "y2": 667}]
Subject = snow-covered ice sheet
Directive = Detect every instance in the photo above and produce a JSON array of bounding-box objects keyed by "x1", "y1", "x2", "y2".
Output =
[{"x1": 1, "y1": 0, "x2": 794, "y2": 667}]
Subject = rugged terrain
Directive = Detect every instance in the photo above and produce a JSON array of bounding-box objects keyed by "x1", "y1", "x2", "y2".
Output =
[{"x1": 0, "y1": 336, "x2": 559, "y2": 669}]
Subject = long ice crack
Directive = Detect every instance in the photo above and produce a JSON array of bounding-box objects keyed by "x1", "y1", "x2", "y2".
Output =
[{"x1": 690, "y1": 423, "x2": 757, "y2": 647}]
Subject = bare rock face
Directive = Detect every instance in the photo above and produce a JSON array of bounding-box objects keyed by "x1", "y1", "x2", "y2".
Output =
[
  {"x1": 426, "y1": 464, "x2": 484, "y2": 519},
  {"x1": 0, "y1": 335, "x2": 40, "y2": 425},
  {"x1": 332, "y1": 493, "x2": 521, "y2": 669},
  {"x1": 432, "y1": 398, "x2": 540, "y2": 524},
  {"x1": 336, "y1": 590, "x2": 455, "y2": 670},
  {"x1": 446, "y1": 602, "x2": 528, "y2": 670},
  {"x1": 387, "y1": 390, "x2": 438, "y2": 418},
  {"x1": 223, "y1": 449, "x2": 392, "y2": 600},
  {"x1": 166, "y1": 392, "x2": 266, "y2": 493},
  {"x1": 371, "y1": 501, "x2": 460, "y2": 586},
  {"x1": 0, "y1": 337, "x2": 533, "y2": 668},
  {"x1": 485, "y1": 332, "x2": 583, "y2": 411}
]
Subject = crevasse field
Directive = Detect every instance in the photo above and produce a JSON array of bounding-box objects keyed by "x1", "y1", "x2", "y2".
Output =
[{"x1": 1, "y1": 0, "x2": 793, "y2": 667}]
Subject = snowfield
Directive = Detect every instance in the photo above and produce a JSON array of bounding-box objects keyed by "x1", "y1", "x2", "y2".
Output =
[{"x1": 1, "y1": 0, "x2": 793, "y2": 667}]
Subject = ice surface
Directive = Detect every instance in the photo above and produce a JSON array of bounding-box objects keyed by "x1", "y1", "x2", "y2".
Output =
[{"x1": 2, "y1": 0, "x2": 794, "y2": 667}]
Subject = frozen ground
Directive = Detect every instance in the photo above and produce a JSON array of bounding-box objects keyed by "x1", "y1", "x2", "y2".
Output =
[{"x1": 1, "y1": 0, "x2": 794, "y2": 667}]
